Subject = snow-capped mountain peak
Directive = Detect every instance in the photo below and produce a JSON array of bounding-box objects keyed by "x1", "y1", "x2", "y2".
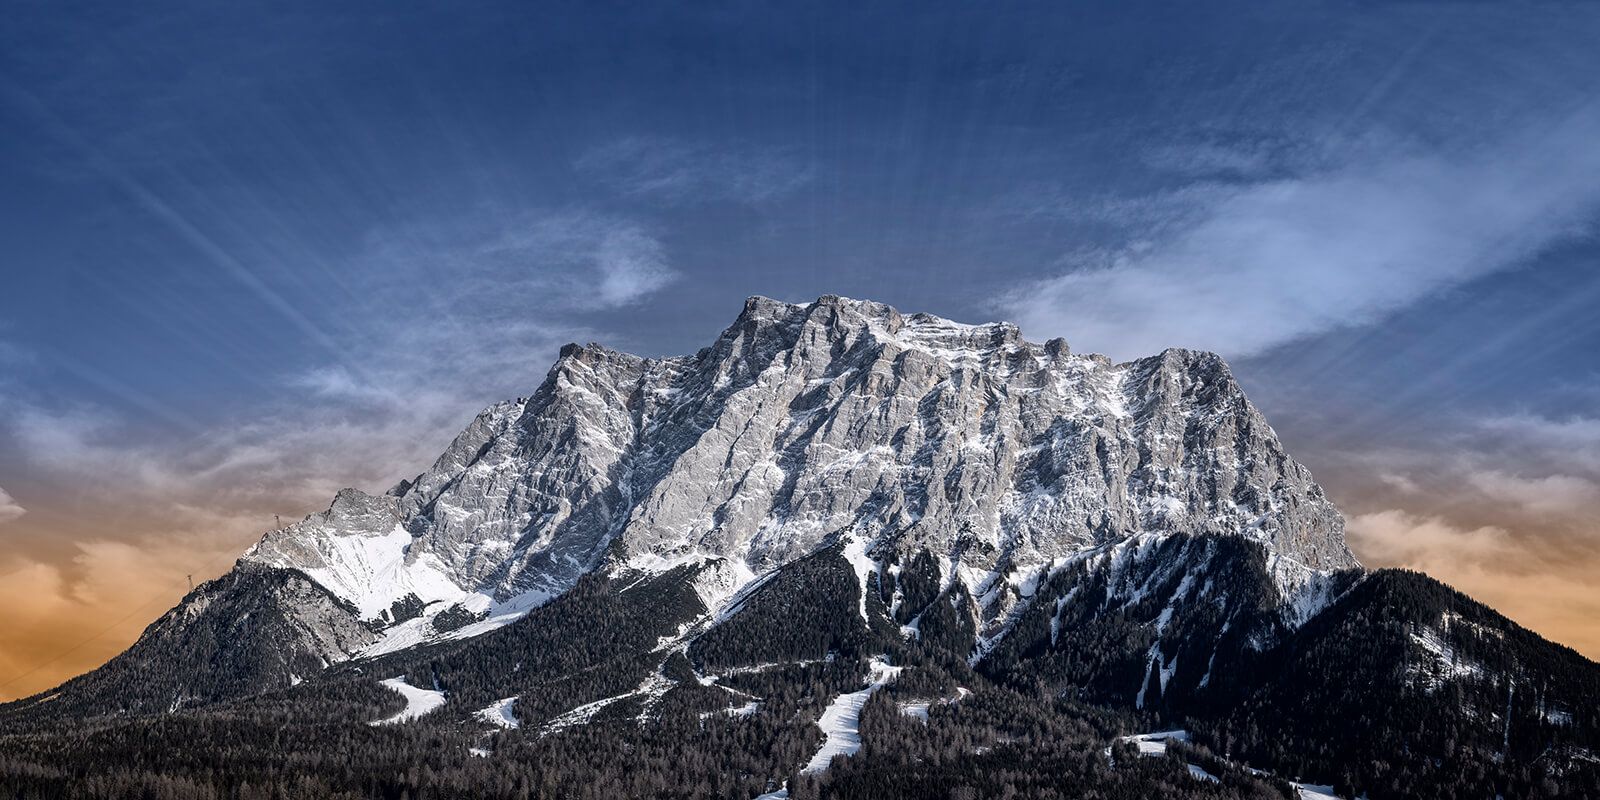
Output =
[{"x1": 230, "y1": 294, "x2": 1353, "y2": 662}]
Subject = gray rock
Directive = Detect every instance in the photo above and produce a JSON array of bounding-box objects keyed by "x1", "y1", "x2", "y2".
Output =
[{"x1": 180, "y1": 296, "x2": 1361, "y2": 668}]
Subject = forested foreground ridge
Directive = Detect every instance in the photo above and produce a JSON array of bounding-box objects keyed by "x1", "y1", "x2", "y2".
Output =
[{"x1": 2, "y1": 297, "x2": 1596, "y2": 799}]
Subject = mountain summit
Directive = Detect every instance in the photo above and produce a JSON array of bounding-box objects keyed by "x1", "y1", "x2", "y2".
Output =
[
  {"x1": 4, "y1": 297, "x2": 1594, "y2": 800},
  {"x1": 207, "y1": 295, "x2": 1349, "y2": 673}
]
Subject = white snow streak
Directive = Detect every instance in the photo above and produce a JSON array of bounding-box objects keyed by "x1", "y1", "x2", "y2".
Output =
[
  {"x1": 360, "y1": 587, "x2": 554, "y2": 658},
  {"x1": 799, "y1": 657, "x2": 903, "y2": 774},
  {"x1": 840, "y1": 534, "x2": 877, "y2": 623},
  {"x1": 370, "y1": 677, "x2": 446, "y2": 725},
  {"x1": 539, "y1": 692, "x2": 633, "y2": 736}
]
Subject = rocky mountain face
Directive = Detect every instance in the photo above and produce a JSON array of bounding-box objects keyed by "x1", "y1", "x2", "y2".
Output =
[
  {"x1": 19, "y1": 295, "x2": 1357, "y2": 711},
  {"x1": 4, "y1": 296, "x2": 1596, "y2": 800},
  {"x1": 238, "y1": 295, "x2": 1356, "y2": 665}
]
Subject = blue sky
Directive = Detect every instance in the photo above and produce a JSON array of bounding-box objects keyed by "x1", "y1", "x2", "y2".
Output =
[{"x1": 3, "y1": 1, "x2": 1600, "y2": 695}]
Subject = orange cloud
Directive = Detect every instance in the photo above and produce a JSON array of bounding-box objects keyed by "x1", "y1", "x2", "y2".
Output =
[
  {"x1": 0, "y1": 505, "x2": 264, "y2": 702},
  {"x1": 1349, "y1": 509, "x2": 1600, "y2": 659}
]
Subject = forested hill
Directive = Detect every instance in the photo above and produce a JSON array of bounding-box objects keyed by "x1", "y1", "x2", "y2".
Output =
[{"x1": 2, "y1": 551, "x2": 1596, "y2": 798}]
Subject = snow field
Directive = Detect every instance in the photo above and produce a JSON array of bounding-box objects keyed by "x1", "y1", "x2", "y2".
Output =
[{"x1": 369, "y1": 677, "x2": 446, "y2": 725}]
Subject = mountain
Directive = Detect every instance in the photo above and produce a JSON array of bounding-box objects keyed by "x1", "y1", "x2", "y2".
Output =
[{"x1": 2, "y1": 296, "x2": 1595, "y2": 800}]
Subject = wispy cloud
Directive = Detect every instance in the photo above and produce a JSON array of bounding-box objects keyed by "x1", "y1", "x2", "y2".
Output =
[
  {"x1": 1326, "y1": 409, "x2": 1600, "y2": 533},
  {"x1": 576, "y1": 136, "x2": 812, "y2": 205},
  {"x1": 472, "y1": 212, "x2": 677, "y2": 309},
  {"x1": 4, "y1": 202, "x2": 678, "y2": 508},
  {"x1": 1138, "y1": 136, "x2": 1306, "y2": 181},
  {"x1": 0, "y1": 486, "x2": 24, "y2": 524},
  {"x1": 3, "y1": 216, "x2": 657, "y2": 513},
  {"x1": 1465, "y1": 470, "x2": 1600, "y2": 519},
  {"x1": 1348, "y1": 509, "x2": 1518, "y2": 576},
  {"x1": 1002, "y1": 106, "x2": 1600, "y2": 360},
  {"x1": 1480, "y1": 413, "x2": 1600, "y2": 467}
]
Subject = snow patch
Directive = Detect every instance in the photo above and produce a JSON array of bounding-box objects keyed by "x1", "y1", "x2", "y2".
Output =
[
  {"x1": 701, "y1": 700, "x2": 762, "y2": 720},
  {"x1": 370, "y1": 677, "x2": 446, "y2": 725},
  {"x1": 709, "y1": 656, "x2": 833, "y2": 679},
  {"x1": 898, "y1": 685, "x2": 971, "y2": 725},
  {"x1": 900, "y1": 614, "x2": 922, "y2": 640},
  {"x1": 360, "y1": 587, "x2": 553, "y2": 658},
  {"x1": 259, "y1": 525, "x2": 460, "y2": 622},
  {"x1": 799, "y1": 657, "x2": 903, "y2": 774},
  {"x1": 839, "y1": 534, "x2": 878, "y2": 623},
  {"x1": 623, "y1": 552, "x2": 758, "y2": 613},
  {"x1": 475, "y1": 696, "x2": 519, "y2": 729},
  {"x1": 1120, "y1": 729, "x2": 1190, "y2": 757},
  {"x1": 540, "y1": 657, "x2": 684, "y2": 736},
  {"x1": 898, "y1": 702, "x2": 930, "y2": 722}
]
